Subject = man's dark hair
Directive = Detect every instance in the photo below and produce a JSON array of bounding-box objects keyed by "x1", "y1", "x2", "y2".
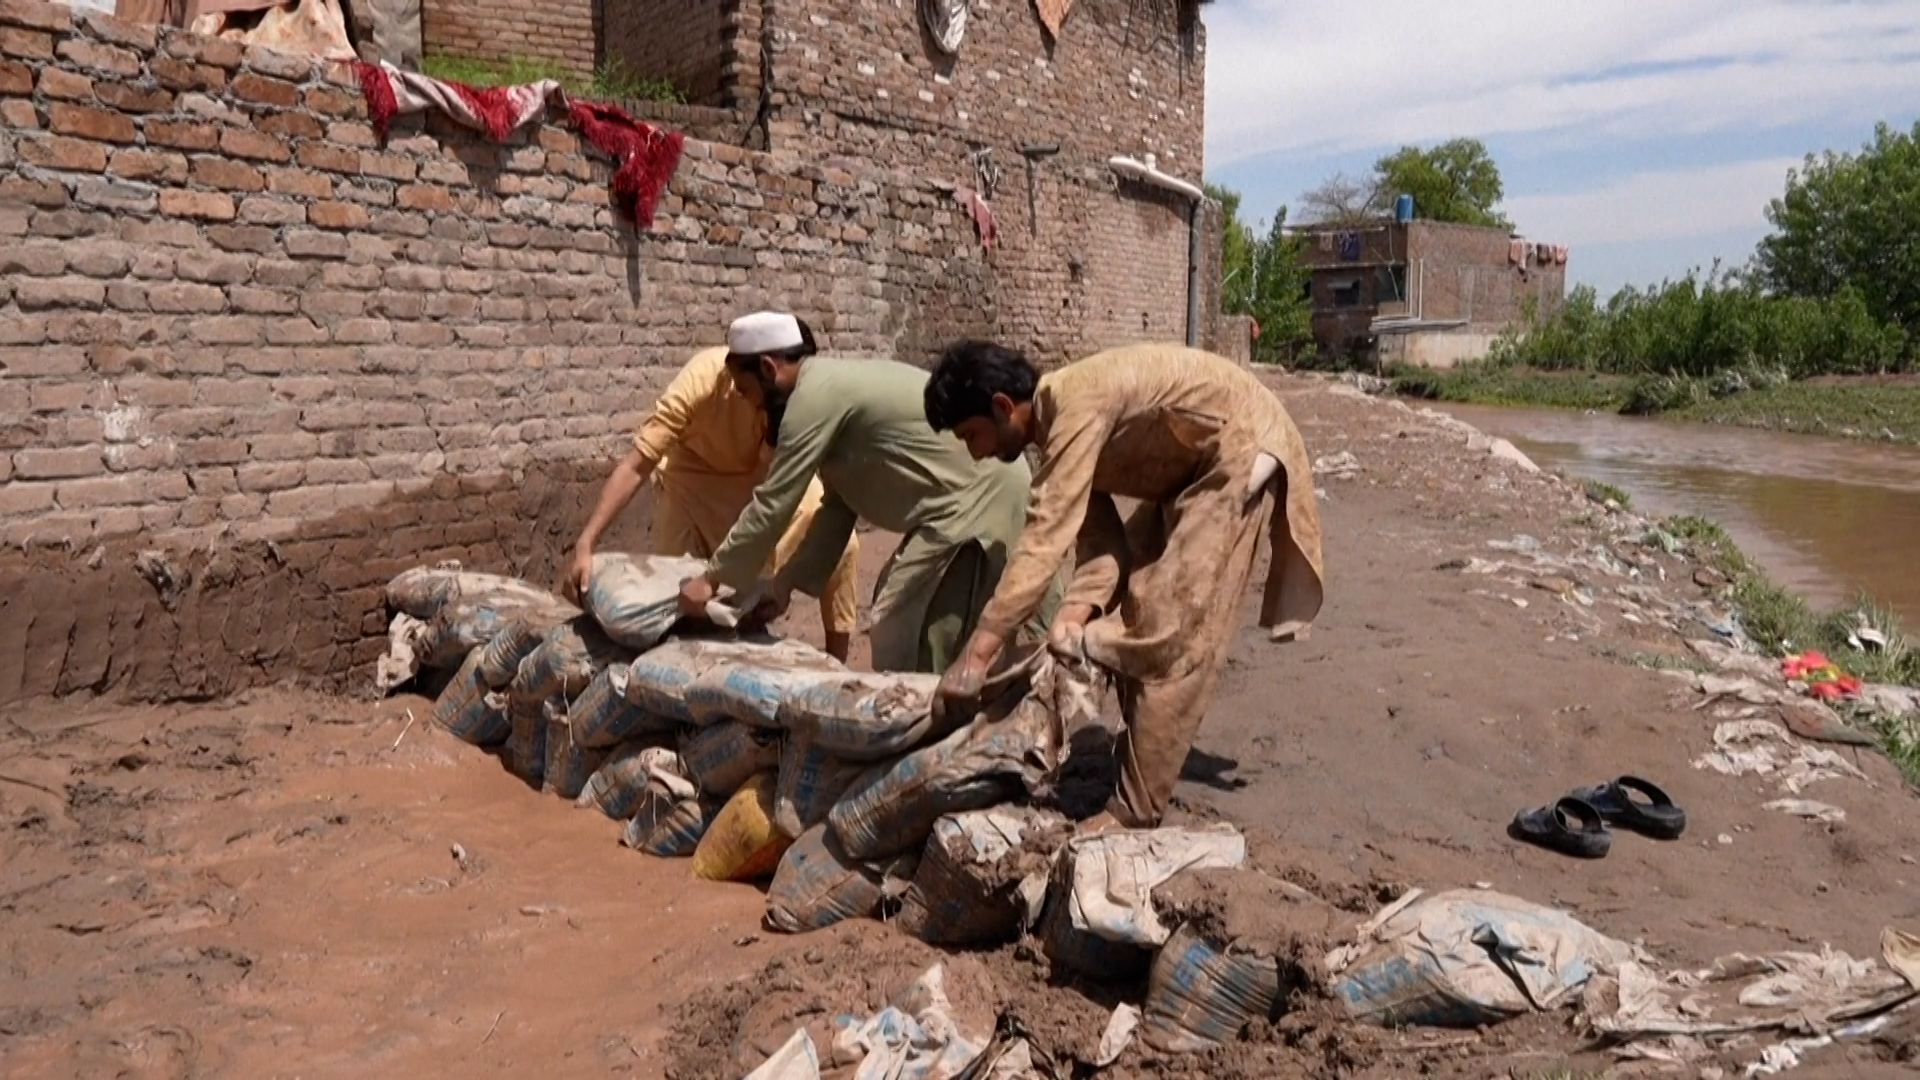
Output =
[
  {"x1": 924, "y1": 340, "x2": 1038, "y2": 432},
  {"x1": 725, "y1": 316, "x2": 819, "y2": 372}
]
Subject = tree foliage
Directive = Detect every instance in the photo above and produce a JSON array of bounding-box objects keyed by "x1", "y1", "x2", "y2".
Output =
[
  {"x1": 1297, "y1": 171, "x2": 1382, "y2": 225},
  {"x1": 1210, "y1": 185, "x2": 1313, "y2": 364},
  {"x1": 1755, "y1": 120, "x2": 1920, "y2": 338},
  {"x1": 1373, "y1": 138, "x2": 1509, "y2": 228}
]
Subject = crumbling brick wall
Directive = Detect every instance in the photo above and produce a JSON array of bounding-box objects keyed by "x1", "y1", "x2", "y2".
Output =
[
  {"x1": 0, "y1": 1, "x2": 1004, "y2": 704},
  {"x1": 420, "y1": 0, "x2": 596, "y2": 77}
]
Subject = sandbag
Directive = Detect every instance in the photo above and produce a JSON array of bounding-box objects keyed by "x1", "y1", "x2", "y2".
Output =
[
  {"x1": 624, "y1": 795, "x2": 715, "y2": 857},
  {"x1": 541, "y1": 699, "x2": 609, "y2": 800},
  {"x1": 896, "y1": 807, "x2": 1069, "y2": 947},
  {"x1": 385, "y1": 563, "x2": 569, "y2": 620},
  {"x1": 681, "y1": 720, "x2": 781, "y2": 799},
  {"x1": 431, "y1": 647, "x2": 509, "y2": 746},
  {"x1": 771, "y1": 730, "x2": 866, "y2": 840},
  {"x1": 683, "y1": 640, "x2": 847, "y2": 728},
  {"x1": 764, "y1": 823, "x2": 884, "y2": 934},
  {"x1": 691, "y1": 773, "x2": 791, "y2": 881},
  {"x1": 1143, "y1": 923, "x2": 1282, "y2": 1052},
  {"x1": 1039, "y1": 825, "x2": 1247, "y2": 981},
  {"x1": 584, "y1": 552, "x2": 734, "y2": 649},
  {"x1": 827, "y1": 697, "x2": 1065, "y2": 862},
  {"x1": 784, "y1": 671, "x2": 946, "y2": 760},
  {"x1": 502, "y1": 692, "x2": 547, "y2": 786},
  {"x1": 477, "y1": 616, "x2": 566, "y2": 689},
  {"x1": 578, "y1": 744, "x2": 691, "y2": 820},
  {"x1": 1326, "y1": 889, "x2": 1634, "y2": 1028},
  {"x1": 571, "y1": 663, "x2": 675, "y2": 748},
  {"x1": 627, "y1": 638, "x2": 807, "y2": 727},
  {"x1": 511, "y1": 618, "x2": 631, "y2": 705}
]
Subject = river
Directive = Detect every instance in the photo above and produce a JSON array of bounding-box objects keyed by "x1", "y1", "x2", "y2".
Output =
[{"x1": 1426, "y1": 402, "x2": 1920, "y2": 626}]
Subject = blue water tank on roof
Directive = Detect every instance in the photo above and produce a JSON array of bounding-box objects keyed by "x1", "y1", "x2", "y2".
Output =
[{"x1": 1395, "y1": 193, "x2": 1414, "y2": 222}]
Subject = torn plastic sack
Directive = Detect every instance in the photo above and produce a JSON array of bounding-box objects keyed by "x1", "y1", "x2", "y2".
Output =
[
  {"x1": 895, "y1": 807, "x2": 1069, "y2": 947},
  {"x1": 764, "y1": 823, "x2": 906, "y2": 934},
  {"x1": 681, "y1": 720, "x2": 782, "y2": 798},
  {"x1": 375, "y1": 612, "x2": 429, "y2": 694},
  {"x1": 828, "y1": 696, "x2": 1067, "y2": 862},
  {"x1": 578, "y1": 744, "x2": 692, "y2": 820},
  {"x1": 771, "y1": 730, "x2": 867, "y2": 839},
  {"x1": 570, "y1": 663, "x2": 675, "y2": 748},
  {"x1": 584, "y1": 552, "x2": 735, "y2": 649},
  {"x1": 623, "y1": 795, "x2": 714, "y2": 857},
  {"x1": 431, "y1": 646, "x2": 509, "y2": 746},
  {"x1": 1039, "y1": 824, "x2": 1247, "y2": 981},
  {"x1": 683, "y1": 640, "x2": 849, "y2": 728},
  {"x1": 783, "y1": 671, "x2": 947, "y2": 760},
  {"x1": 1692, "y1": 719, "x2": 1871, "y2": 794},
  {"x1": 1144, "y1": 923, "x2": 1282, "y2": 1053},
  {"x1": 541, "y1": 699, "x2": 609, "y2": 800},
  {"x1": 692, "y1": 773, "x2": 792, "y2": 881},
  {"x1": 1326, "y1": 888, "x2": 1634, "y2": 1028},
  {"x1": 828, "y1": 964, "x2": 987, "y2": 1080}
]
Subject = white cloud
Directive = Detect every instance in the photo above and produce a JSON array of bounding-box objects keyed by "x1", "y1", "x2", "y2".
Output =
[
  {"x1": 1203, "y1": 0, "x2": 1920, "y2": 165},
  {"x1": 1504, "y1": 157, "x2": 1803, "y2": 246}
]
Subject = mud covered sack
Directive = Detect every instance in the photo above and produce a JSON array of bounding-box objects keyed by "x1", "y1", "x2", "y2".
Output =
[
  {"x1": 770, "y1": 730, "x2": 867, "y2": 839},
  {"x1": 782, "y1": 671, "x2": 947, "y2": 761},
  {"x1": 680, "y1": 720, "x2": 781, "y2": 798},
  {"x1": 692, "y1": 773, "x2": 791, "y2": 881},
  {"x1": 764, "y1": 822, "x2": 917, "y2": 934},
  {"x1": 378, "y1": 563, "x2": 578, "y2": 691},
  {"x1": 1142, "y1": 868, "x2": 1336, "y2": 1052},
  {"x1": 624, "y1": 794, "x2": 715, "y2": 857},
  {"x1": 1325, "y1": 888, "x2": 1633, "y2": 1028},
  {"x1": 828, "y1": 696, "x2": 1067, "y2": 862},
  {"x1": 896, "y1": 807, "x2": 1069, "y2": 947},
  {"x1": 571, "y1": 663, "x2": 675, "y2": 749},
  {"x1": 1039, "y1": 824, "x2": 1247, "y2": 982},
  {"x1": 432, "y1": 647, "x2": 509, "y2": 746},
  {"x1": 578, "y1": 744, "x2": 689, "y2": 820},
  {"x1": 584, "y1": 553, "x2": 736, "y2": 650},
  {"x1": 682, "y1": 639, "x2": 847, "y2": 728},
  {"x1": 627, "y1": 638, "x2": 817, "y2": 728},
  {"x1": 502, "y1": 618, "x2": 631, "y2": 787},
  {"x1": 542, "y1": 699, "x2": 611, "y2": 800}
]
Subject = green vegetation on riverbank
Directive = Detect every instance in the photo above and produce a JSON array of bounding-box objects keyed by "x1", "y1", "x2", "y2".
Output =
[
  {"x1": 1661, "y1": 514, "x2": 1920, "y2": 784},
  {"x1": 1394, "y1": 364, "x2": 1920, "y2": 443}
]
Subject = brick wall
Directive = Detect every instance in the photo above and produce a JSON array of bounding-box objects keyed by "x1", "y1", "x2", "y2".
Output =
[
  {"x1": 0, "y1": 0, "x2": 1019, "y2": 705},
  {"x1": 602, "y1": 0, "x2": 739, "y2": 107},
  {"x1": 1405, "y1": 221, "x2": 1565, "y2": 330},
  {"x1": 421, "y1": 0, "x2": 595, "y2": 77}
]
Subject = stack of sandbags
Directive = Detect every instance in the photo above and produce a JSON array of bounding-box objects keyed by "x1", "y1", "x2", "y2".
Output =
[{"x1": 379, "y1": 563, "x2": 578, "y2": 694}]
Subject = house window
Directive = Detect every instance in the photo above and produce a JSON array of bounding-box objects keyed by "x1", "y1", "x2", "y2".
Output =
[
  {"x1": 1374, "y1": 266, "x2": 1407, "y2": 304},
  {"x1": 1330, "y1": 279, "x2": 1363, "y2": 308}
]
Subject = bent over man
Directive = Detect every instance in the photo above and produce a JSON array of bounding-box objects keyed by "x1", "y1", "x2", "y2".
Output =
[
  {"x1": 925, "y1": 341, "x2": 1326, "y2": 828},
  {"x1": 566, "y1": 340, "x2": 860, "y2": 660},
  {"x1": 677, "y1": 313, "x2": 1055, "y2": 672}
]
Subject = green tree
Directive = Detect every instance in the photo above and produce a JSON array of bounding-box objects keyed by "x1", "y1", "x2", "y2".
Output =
[
  {"x1": 1246, "y1": 208, "x2": 1313, "y2": 364},
  {"x1": 1373, "y1": 138, "x2": 1510, "y2": 228},
  {"x1": 1756, "y1": 120, "x2": 1920, "y2": 338},
  {"x1": 1207, "y1": 183, "x2": 1257, "y2": 317}
]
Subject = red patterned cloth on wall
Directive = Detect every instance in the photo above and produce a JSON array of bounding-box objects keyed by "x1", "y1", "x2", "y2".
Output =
[{"x1": 352, "y1": 61, "x2": 685, "y2": 227}]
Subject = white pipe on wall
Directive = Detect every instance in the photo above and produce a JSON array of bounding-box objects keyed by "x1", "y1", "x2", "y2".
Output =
[{"x1": 1108, "y1": 154, "x2": 1206, "y2": 347}]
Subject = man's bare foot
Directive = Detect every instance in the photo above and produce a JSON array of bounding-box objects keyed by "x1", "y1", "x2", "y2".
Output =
[{"x1": 1075, "y1": 811, "x2": 1124, "y2": 837}]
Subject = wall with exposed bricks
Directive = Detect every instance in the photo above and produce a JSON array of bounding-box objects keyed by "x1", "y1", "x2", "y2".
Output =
[
  {"x1": 420, "y1": 0, "x2": 596, "y2": 78},
  {"x1": 601, "y1": 0, "x2": 740, "y2": 107}
]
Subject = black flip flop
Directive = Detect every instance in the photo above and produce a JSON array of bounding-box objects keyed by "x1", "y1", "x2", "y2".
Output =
[
  {"x1": 1567, "y1": 776, "x2": 1687, "y2": 840},
  {"x1": 1508, "y1": 797, "x2": 1611, "y2": 859}
]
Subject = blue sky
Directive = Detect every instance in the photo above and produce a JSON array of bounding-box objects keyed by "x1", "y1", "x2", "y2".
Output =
[{"x1": 1202, "y1": 0, "x2": 1920, "y2": 297}]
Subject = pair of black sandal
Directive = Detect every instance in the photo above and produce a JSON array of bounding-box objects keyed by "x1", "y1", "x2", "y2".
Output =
[{"x1": 1509, "y1": 776, "x2": 1686, "y2": 859}]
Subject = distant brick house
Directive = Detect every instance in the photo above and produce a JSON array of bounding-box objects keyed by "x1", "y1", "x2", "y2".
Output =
[
  {"x1": 1298, "y1": 219, "x2": 1567, "y2": 369},
  {"x1": 418, "y1": 0, "x2": 1227, "y2": 363}
]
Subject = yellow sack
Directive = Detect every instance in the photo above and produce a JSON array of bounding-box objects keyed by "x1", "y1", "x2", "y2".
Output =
[{"x1": 691, "y1": 772, "x2": 791, "y2": 882}]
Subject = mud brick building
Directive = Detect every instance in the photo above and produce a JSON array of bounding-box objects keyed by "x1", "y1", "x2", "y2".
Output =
[
  {"x1": 0, "y1": 0, "x2": 1220, "y2": 705},
  {"x1": 1299, "y1": 220, "x2": 1567, "y2": 369}
]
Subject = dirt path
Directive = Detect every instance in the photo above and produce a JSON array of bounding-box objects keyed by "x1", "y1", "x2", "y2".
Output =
[{"x1": 2, "y1": 378, "x2": 1916, "y2": 1079}]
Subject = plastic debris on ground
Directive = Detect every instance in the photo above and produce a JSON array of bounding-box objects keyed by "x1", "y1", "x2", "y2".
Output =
[
  {"x1": 741, "y1": 962, "x2": 992, "y2": 1080},
  {"x1": 1039, "y1": 824, "x2": 1247, "y2": 980},
  {"x1": 1325, "y1": 887, "x2": 1635, "y2": 1028},
  {"x1": 1692, "y1": 719, "x2": 1872, "y2": 793}
]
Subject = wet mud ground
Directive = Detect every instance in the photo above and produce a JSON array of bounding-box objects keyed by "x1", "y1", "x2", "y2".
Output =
[{"x1": 3, "y1": 378, "x2": 1917, "y2": 1078}]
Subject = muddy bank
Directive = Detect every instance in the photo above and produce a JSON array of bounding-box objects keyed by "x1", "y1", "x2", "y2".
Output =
[
  {"x1": 0, "y1": 461, "x2": 648, "y2": 707},
  {"x1": 4, "y1": 377, "x2": 1917, "y2": 1078}
]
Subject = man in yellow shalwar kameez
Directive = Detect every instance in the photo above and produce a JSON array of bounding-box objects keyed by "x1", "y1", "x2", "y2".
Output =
[{"x1": 565, "y1": 345, "x2": 860, "y2": 660}]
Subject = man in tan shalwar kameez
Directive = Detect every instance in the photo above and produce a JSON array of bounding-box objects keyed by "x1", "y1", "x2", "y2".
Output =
[{"x1": 924, "y1": 341, "x2": 1326, "y2": 829}]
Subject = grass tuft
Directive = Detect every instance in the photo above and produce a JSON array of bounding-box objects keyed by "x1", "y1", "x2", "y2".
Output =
[{"x1": 419, "y1": 53, "x2": 685, "y2": 104}]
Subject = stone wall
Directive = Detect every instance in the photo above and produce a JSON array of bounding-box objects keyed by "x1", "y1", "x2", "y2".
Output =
[{"x1": 0, "y1": 0, "x2": 1004, "y2": 704}]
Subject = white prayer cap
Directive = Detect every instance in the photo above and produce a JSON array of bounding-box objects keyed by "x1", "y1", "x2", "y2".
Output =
[{"x1": 727, "y1": 311, "x2": 804, "y2": 356}]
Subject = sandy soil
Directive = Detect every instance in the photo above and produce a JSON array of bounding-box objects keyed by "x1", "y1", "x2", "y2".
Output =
[{"x1": 3, "y1": 378, "x2": 1917, "y2": 1079}]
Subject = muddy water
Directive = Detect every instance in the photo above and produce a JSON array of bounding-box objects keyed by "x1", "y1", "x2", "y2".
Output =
[{"x1": 1428, "y1": 402, "x2": 1920, "y2": 623}]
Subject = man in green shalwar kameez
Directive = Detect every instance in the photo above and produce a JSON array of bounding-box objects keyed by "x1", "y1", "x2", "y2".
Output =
[{"x1": 676, "y1": 312, "x2": 1054, "y2": 672}]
